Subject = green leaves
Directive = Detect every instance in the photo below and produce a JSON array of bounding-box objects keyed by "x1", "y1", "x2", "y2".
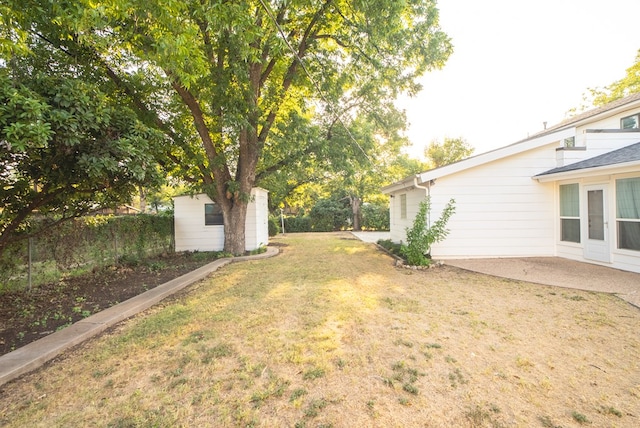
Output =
[{"x1": 401, "y1": 197, "x2": 455, "y2": 266}]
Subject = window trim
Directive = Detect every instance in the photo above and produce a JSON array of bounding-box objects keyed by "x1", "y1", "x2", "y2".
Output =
[
  {"x1": 400, "y1": 194, "x2": 407, "y2": 220},
  {"x1": 615, "y1": 177, "x2": 640, "y2": 251},
  {"x1": 559, "y1": 183, "x2": 580, "y2": 243},
  {"x1": 620, "y1": 113, "x2": 640, "y2": 130},
  {"x1": 204, "y1": 203, "x2": 224, "y2": 226}
]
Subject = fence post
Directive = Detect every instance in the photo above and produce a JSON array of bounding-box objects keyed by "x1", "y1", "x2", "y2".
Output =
[{"x1": 28, "y1": 237, "x2": 33, "y2": 291}]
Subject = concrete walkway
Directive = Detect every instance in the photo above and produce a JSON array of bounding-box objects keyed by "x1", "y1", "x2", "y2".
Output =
[
  {"x1": 0, "y1": 247, "x2": 279, "y2": 387},
  {"x1": 445, "y1": 257, "x2": 640, "y2": 309}
]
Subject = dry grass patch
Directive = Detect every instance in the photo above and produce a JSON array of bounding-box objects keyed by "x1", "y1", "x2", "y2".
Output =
[{"x1": 1, "y1": 232, "x2": 639, "y2": 427}]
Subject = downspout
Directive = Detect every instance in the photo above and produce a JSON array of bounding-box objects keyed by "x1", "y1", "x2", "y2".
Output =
[
  {"x1": 413, "y1": 175, "x2": 432, "y2": 228},
  {"x1": 413, "y1": 175, "x2": 433, "y2": 252}
]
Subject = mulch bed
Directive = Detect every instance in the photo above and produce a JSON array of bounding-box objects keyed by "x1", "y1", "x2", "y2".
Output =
[{"x1": 0, "y1": 252, "x2": 222, "y2": 356}]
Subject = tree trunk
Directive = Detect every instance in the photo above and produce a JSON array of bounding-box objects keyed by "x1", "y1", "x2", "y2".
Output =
[{"x1": 223, "y1": 201, "x2": 249, "y2": 255}]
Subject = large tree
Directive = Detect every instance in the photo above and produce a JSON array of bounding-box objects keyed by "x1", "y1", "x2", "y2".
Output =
[
  {"x1": 0, "y1": 46, "x2": 166, "y2": 251},
  {"x1": 590, "y1": 49, "x2": 640, "y2": 106},
  {"x1": 424, "y1": 136, "x2": 474, "y2": 169},
  {"x1": 4, "y1": 0, "x2": 452, "y2": 254}
]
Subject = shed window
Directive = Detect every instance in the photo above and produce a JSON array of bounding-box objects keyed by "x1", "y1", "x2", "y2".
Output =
[
  {"x1": 205, "y1": 203, "x2": 224, "y2": 226},
  {"x1": 400, "y1": 194, "x2": 407, "y2": 219},
  {"x1": 616, "y1": 177, "x2": 640, "y2": 251},
  {"x1": 621, "y1": 114, "x2": 639, "y2": 129},
  {"x1": 559, "y1": 184, "x2": 580, "y2": 243}
]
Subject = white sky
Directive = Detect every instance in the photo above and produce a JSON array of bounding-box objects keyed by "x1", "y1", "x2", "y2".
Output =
[{"x1": 398, "y1": 0, "x2": 640, "y2": 159}]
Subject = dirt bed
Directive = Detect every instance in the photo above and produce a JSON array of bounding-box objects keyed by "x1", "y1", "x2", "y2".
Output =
[{"x1": 0, "y1": 252, "x2": 222, "y2": 355}]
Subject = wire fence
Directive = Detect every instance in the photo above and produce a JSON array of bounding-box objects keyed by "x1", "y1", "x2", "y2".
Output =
[{"x1": 0, "y1": 214, "x2": 174, "y2": 293}]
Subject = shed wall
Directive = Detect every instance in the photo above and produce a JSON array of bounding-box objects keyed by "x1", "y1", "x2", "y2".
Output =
[{"x1": 174, "y1": 188, "x2": 269, "y2": 252}]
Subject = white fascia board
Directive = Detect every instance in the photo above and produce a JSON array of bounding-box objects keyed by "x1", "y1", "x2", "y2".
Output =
[
  {"x1": 381, "y1": 175, "x2": 420, "y2": 194},
  {"x1": 415, "y1": 127, "x2": 576, "y2": 183},
  {"x1": 534, "y1": 160, "x2": 640, "y2": 183}
]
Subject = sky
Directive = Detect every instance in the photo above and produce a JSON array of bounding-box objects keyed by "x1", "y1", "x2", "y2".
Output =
[{"x1": 398, "y1": 0, "x2": 640, "y2": 159}]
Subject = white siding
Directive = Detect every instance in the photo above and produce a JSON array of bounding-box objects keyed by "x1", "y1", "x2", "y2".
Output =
[
  {"x1": 244, "y1": 188, "x2": 269, "y2": 250},
  {"x1": 174, "y1": 194, "x2": 225, "y2": 252},
  {"x1": 390, "y1": 142, "x2": 558, "y2": 258},
  {"x1": 429, "y1": 143, "x2": 557, "y2": 258},
  {"x1": 174, "y1": 188, "x2": 269, "y2": 252}
]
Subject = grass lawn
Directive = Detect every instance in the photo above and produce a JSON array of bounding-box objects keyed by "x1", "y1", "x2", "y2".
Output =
[{"x1": 1, "y1": 232, "x2": 639, "y2": 427}]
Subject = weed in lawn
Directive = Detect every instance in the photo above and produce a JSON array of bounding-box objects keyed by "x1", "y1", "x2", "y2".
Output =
[
  {"x1": 444, "y1": 355, "x2": 457, "y2": 363},
  {"x1": 390, "y1": 361, "x2": 423, "y2": 395},
  {"x1": 200, "y1": 343, "x2": 234, "y2": 363},
  {"x1": 398, "y1": 397, "x2": 411, "y2": 406},
  {"x1": 464, "y1": 404, "x2": 502, "y2": 427},
  {"x1": 302, "y1": 367, "x2": 325, "y2": 380},
  {"x1": 250, "y1": 376, "x2": 290, "y2": 407},
  {"x1": 304, "y1": 398, "x2": 328, "y2": 418},
  {"x1": 572, "y1": 411, "x2": 589, "y2": 424},
  {"x1": 290, "y1": 388, "x2": 308, "y2": 402},
  {"x1": 598, "y1": 405, "x2": 622, "y2": 417},
  {"x1": 425, "y1": 343, "x2": 442, "y2": 349},
  {"x1": 567, "y1": 294, "x2": 587, "y2": 301},
  {"x1": 334, "y1": 357, "x2": 346, "y2": 369},
  {"x1": 402, "y1": 383, "x2": 419, "y2": 395},
  {"x1": 449, "y1": 368, "x2": 468, "y2": 388},
  {"x1": 394, "y1": 338, "x2": 414, "y2": 348},
  {"x1": 538, "y1": 415, "x2": 562, "y2": 428}
]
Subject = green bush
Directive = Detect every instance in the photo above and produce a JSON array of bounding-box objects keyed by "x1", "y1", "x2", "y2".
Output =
[
  {"x1": 377, "y1": 239, "x2": 403, "y2": 257},
  {"x1": 362, "y1": 203, "x2": 390, "y2": 231},
  {"x1": 268, "y1": 216, "x2": 281, "y2": 236},
  {"x1": 283, "y1": 215, "x2": 312, "y2": 232},
  {"x1": 401, "y1": 197, "x2": 455, "y2": 266},
  {"x1": 309, "y1": 198, "x2": 350, "y2": 232}
]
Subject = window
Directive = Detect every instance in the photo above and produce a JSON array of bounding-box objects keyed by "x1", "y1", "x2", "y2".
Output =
[
  {"x1": 559, "y1": 184, "x2": 580, "y2": 243},
  {"x1": 400, "y1": 194, "x2": 407, "y2": 219},
  {"x1": 563, "y1": 136, "x2": 575, "y2": 148},
  {"x1": 205, "y1": 203, "x2": 224, "y2": 225},
  {"x1": 621, "y1": 113, "x2": 640, "y2": 129},
  {"x1": 616, "y1": 177, "x2": 640, "y2": 251}
]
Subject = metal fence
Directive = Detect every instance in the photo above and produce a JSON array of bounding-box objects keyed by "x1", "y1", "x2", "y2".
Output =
[{"x1": 0, "y1": 214, "x2": 174, "y2": 292}]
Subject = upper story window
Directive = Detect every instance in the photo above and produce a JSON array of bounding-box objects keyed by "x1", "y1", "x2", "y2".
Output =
[
  {"x1": 563, "y1": 137, "x2": 575, "y2": 148},
  {"x1": 621, "y1": 113, "x2": 640, "y2": 129}
]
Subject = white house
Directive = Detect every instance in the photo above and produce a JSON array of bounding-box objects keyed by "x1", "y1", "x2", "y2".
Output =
[
  {"x1": 173, "y1": 188, "x2": 269, "y2": 252},
  {"x1": 383, "y1": 92, "x2": 640, "y2": 273}
]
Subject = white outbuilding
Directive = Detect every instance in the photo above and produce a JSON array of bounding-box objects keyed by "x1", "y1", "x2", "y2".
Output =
[{"x1": 173, "y1": 188, "x2": 269, "y2": 252}]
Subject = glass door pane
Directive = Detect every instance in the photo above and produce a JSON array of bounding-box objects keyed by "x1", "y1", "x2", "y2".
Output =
[{"x1": 588, "y1": 189, "x2": 604, "y2": 240}]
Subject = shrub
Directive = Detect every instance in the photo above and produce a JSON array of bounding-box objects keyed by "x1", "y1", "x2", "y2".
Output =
[
  {"x1": 362, "y1": 203, "x2": 390, "y2": 231},
  {"x1": 309, "y1": 198, "x2": 350, "y2": 231},
  {"x1": 401, "y1": 197, "x2": 455, "y2": 266},
  {"x1": 283, "y1": 215, "x2": 312, "y2": 232},
  {"x1": 268, "y1": 216, "x2": 280, "y2": 236}
]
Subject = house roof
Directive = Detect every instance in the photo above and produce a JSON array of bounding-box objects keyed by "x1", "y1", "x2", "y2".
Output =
[
  {"x1": 534, "y1": 141, "x2": 640, "y2": 179},
  {"x1": 382, "y1": 92, "x2": 640, "y2": 194},
  {"x1": 527, "y1": 92, "x2": 640, "y2": 139}
]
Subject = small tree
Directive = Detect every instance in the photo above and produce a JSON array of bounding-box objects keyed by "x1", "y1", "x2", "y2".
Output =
[{"x1": 401, "y1": 197, "x2": 455, "y2": 266}]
